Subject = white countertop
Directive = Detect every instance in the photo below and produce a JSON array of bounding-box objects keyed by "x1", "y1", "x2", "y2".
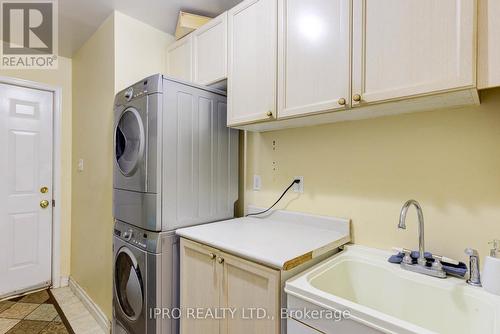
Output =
[{"x1": 176, "y1": 208, "x2": 351, "y2": 270}]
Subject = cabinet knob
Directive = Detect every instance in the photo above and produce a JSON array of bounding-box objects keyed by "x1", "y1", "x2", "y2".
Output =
[
  {"x1": 353, "y1": 94, "x2": 362, "y2": 102},
  {"x1": 209, "y1": 253, "x2": 216, "y2": 260},
  {"x1": 217, "y1": 257, "x2": 224, "y2": 264},
  {"x1": 338, "y1": 98, "x2": 346, "y2": 106},
  {"x1": 266, "y1": 111, "x2": 273, "y2": 118}
]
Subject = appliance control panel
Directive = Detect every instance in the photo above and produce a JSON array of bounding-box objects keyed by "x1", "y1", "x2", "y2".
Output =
[{"x1": 114, "y1": 220, "x2": 161, "y2": 253}]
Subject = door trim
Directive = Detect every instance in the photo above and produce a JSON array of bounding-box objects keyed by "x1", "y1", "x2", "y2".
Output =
[{"x1": 0, "y1": 76, "x2": 63, "y2": 289}]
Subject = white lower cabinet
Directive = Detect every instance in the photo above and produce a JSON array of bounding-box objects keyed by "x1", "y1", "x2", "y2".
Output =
[{"x1": 180, "y1": 238, "x2": 280, "y2": 334}]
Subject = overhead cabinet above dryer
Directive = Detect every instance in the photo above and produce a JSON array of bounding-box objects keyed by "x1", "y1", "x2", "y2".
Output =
[
  {"x1": 166, "y1": 12, "x2": 228, "y2": 87},
  {"x1": 227, "y1": 0, "x2": 479, "y2": 131}
]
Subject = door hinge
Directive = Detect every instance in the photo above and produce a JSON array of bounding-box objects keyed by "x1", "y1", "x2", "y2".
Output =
[{"x1": 52, "y1": 199, "x2": 55, "y2": 207}]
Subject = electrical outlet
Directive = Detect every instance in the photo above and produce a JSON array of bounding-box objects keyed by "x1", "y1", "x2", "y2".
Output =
[
  {"x1": 78, "y1": 159, "x2": 84, "y2": 172},
  {"x1": 293, "y1": 176, "x2": 304, "y2": 193},
  {"x1": 253, "y1": 175, "x2": 262, "y2": 191}
]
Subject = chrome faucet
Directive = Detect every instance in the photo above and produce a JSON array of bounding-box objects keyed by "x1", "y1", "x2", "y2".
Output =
[
  {"x1": 465, "y1": 248, "x2": 482, "y2": 287},
  {"x1": 397, "y1": 200, "x2": 446, "y2": 278},
  {"x1": 398, "y1": 199, "x2": 427, "y2": 266}
]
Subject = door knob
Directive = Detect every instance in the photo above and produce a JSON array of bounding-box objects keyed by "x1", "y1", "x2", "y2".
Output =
[
  {"x1": 353, "y1": 94, "x2": 362, "y2": 102},
  {"x1": 217, "y1": 257, "x2": 224, "y2": 264},
  {"x1": 338, "y1": 98, "x2": 346, "y2": 106},
  {"x1": 40, "y1": 186, "x2": 48, "y2": 194},
  {"x1": 40, "y1": 200, "x2": 50, "y2": 209},
  {"x1": 266, "y1": 111, "x2": 273, "y2": 118},
  {"x1": 209, "y1": 253, "x2": 216, "y2": 260}
]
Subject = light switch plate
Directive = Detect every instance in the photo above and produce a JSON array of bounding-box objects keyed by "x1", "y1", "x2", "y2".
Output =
[
  {"x1": 293, "y1": 176, "x2": 304, "y2": 193},
  {"x1": 253, "y1": 175, "x2": 261, "y2": 191},
  {"x1": 78, "y1": 159, "x2": 84, "y2": 172}
]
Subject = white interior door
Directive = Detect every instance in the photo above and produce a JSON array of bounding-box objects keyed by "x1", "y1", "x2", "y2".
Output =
[{"x1": 0, "y1": 83, "x2": 53, "y2": 298}]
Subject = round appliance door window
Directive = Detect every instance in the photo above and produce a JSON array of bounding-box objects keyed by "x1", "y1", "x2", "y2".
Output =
[
  {"x1": 115, "y1": 108, "x2": 145, "y2": 176},
  {"x1": 115, "y1": 248, "x2": 144, "y2": 320}
]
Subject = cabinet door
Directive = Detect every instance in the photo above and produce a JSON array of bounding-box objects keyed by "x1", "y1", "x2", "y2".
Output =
[
  {"x1": 180, "y1": 238, "x2": 221, "y2": 334},
  {"x1": 193, "y1": 12, "x2": 228, "y2": 85},
  {"x1": 278, "y1": 0, "x2": 351, "y2": 118},
  {"x1": 352, "y1": 0, "x2": 475, "y2": 106},
  {"x1": 220, "y1": 252, "x2": 280, "y2": 334},
  {"x1": 166, "y1": 36, "x2": 193, "y2": 82},
  {"x1": 478, "y1": 0, "x2": 500, "y2": 89},
  {"x1": 227, "y1": 0, "x2": 278, "y2": 126}
]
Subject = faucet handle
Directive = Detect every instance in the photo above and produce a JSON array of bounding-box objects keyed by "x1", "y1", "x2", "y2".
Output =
[
  {"x1": 431, "y1": 256, "x2": 443, "y2": 271},
  {"x1": 432, "y1": 254, "x2": 460, "y2": 265},
  {"x1": 393, "y1": 247, "x2": 413, "y2": 265}
]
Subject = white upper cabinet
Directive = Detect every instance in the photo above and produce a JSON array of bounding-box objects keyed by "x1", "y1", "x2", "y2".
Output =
[
  {"x1": 166, "y1": 36, "x2": 193, "y2": 82},
  {"x1": 227, "y1": 0, "x2": 278, "y2": 126},
  {"x1": 193, "y1": 12, "x2": 228, "y2": 85},
  {"x1": 278, "y1": 0, "x2": 351, "y2": 118},
  {"x1": 352, "y1": 0, "x2": 476, "y2": 106},
  {"x1": 478, "y1": 0, "x2": 500, "y2": 89}
]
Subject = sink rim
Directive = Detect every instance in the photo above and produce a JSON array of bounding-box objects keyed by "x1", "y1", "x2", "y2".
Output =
[{"x1": 285, "y1": 244, "x2": 500, "y2": 334}]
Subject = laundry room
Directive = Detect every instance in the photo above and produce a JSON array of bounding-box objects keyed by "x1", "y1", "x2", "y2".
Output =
[{"x1": 1, "y1": 1, "x2": 500, "y2": 334}]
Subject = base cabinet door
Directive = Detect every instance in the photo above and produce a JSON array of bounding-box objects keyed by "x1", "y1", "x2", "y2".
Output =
[
  {"x1": 227, "y1": 0, "x2": 278, "y2": 126},
  {"x1": 166, "y1": 36, "x2": 193, "y2": 82},
  {"x1": 221, "y1": 252, "x2": 280, "y2": 334},
  {"x1": 180, "y1": 239, "x2": 221, "y2": 334},
  {"x1": 278, "y1": 0, "x2": 351, "y2": 118},
  {"x1": 352, "y1": 0, "x2": 475, "y2": 106},
  {"x1": 180, "y1": 238, "x2": 280, "y2": 334}
]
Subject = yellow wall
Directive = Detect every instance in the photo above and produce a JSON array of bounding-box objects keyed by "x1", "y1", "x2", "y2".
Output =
[
  {"x1": 114, "y1": 11, "x2": 174, "y2": 92},
  {"x1": 71, "y1": 13, "x2": 115, "y2": 318},
  {"x1": 0, "y1": 57, "x2": 73, "y2": 278},
  {"x1": 71, "y1": 11, "x2": 174, "y2": 319},
  {"x1": 246, "y1": 88, "x2": 500, "y2": 265}
]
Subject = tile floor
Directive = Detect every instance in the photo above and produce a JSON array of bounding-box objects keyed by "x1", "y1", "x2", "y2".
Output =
[
  {"x1": 51, "y1": 287, "x2": 105, "y2": 334},
  {"x1": 0, "y1": 290, "x2": 71, "y2": 334}
]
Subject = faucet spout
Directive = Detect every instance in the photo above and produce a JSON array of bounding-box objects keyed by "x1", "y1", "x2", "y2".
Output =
[{"x1": 398, "y1": 200, "x2": 426, "y2": 266}]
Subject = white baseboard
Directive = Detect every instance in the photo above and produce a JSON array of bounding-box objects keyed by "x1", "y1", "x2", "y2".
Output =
[{"x1": 69, "y1": 277, "x2": 111, "y2": 333}]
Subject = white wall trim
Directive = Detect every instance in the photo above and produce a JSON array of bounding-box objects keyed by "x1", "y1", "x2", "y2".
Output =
[
  {"x1": 0, "y1": 76, "x2": 64, "y2": 289},
  {"x1": 69, "y1": 277, "x2": 111, "y2": 333}
]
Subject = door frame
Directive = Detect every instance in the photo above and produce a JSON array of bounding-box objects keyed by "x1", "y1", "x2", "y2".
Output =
[{"x1": 0, "y1": 76, "x2": 63, "y2": 289}]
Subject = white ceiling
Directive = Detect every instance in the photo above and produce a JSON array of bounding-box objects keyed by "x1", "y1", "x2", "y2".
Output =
[{"x1": 59, "y1": 0, "x2": 242, "y2": 57}]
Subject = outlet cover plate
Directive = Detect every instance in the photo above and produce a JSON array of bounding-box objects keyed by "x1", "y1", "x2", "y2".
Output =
[
  {"x1": 293, "y1": 176, "x2": 304, "y2": 193},
  {"x1": 253, "y1": 175, "x2": 262, "y2": 191}
]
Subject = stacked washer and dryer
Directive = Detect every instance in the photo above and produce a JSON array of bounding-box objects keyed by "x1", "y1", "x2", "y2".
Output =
[{"x1": 112, "y1": 74, "x2": 238, "y2": 334}]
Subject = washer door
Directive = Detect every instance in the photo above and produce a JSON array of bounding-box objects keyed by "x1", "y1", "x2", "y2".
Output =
[
  {"x1": 115, "y1": 107, "x2": 145, "y2": 176},
  {"x1": 115, "y1": 247, "x2": 144, "y2": 321}
]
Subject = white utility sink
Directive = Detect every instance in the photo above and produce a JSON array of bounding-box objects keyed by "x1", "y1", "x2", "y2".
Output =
[{"x1": 285, "y1": 245, "x2": 500, "y2": 334}]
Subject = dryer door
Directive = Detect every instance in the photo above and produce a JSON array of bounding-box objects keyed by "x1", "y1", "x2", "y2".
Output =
[
  {"x1": 115, "y1": 246, "x2": 144, "y2": 322},
  {"x1": 115, "y1": 107, "x2": 145, "y2": 177}
]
